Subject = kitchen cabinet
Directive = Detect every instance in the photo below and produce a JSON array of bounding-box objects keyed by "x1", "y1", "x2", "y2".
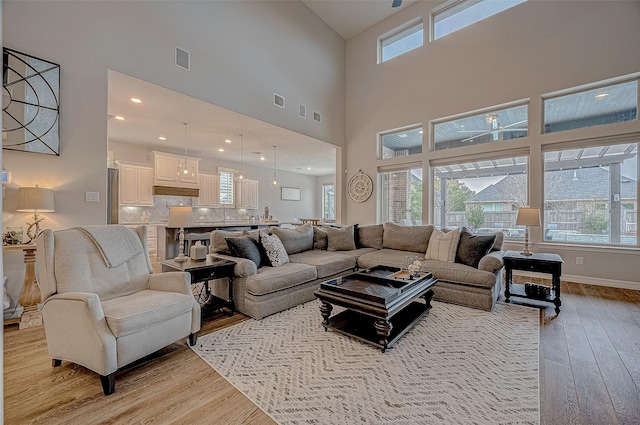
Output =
[
  {"x1": 117, "y1": 161, "x2": 154, "y2": 206},
  {"x1": 237, "y1": 179, "x2": 259, "y2": 209},
  {"x1": 197, "y1": 173, "x2": 221, "y2": 207},
  {"x1": 153, "y1": 151, "x2": 200, "y2": 188}
]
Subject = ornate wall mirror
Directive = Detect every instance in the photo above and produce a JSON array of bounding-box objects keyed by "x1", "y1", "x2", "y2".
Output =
[{"x1": 3, "y1": 48, "x2": 60, "y2": 155}]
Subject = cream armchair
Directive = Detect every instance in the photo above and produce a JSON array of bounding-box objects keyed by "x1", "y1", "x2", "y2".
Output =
[{"x1": 36, "y1": 225, "x2": 200, "y2": 395}]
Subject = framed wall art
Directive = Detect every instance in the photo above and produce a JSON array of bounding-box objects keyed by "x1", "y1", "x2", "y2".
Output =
[{"x1": 281, "y1": 186, "x2": 301, "y2": 201}]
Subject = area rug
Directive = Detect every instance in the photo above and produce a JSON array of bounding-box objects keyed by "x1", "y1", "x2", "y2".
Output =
[{"x1": 192, "y1": 301, "x2": 539, "y2": 424}]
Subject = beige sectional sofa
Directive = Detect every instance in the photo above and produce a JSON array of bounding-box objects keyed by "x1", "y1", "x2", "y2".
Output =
[{"x1": 210, "y1": 223, "x2": 504, "y2": 319}]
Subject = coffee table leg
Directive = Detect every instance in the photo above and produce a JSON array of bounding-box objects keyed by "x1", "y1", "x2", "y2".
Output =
[
  {"x1": 374, "y1": 319, "x2": 392, "y2": 353},
  {"x1": 319, "y1": 301, "x2": 333, "y2": 329}
]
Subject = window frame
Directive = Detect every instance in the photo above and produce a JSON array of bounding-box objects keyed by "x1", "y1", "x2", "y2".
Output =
[
  {"x1": 378, "y1": 124, "x2": 424, "y2": 159},
  {"x1": 321, "y1": 183, "x2": 335, "y2": 222},
  {"x1": 218, "y1": 167, "x2": 235, "y2": 207},
  {"x1": 378, "y1": 163, "x2": 424, "y2": 225},
  {"x1": 377, "y1": 17, "x2": 424, "y2": 64}
]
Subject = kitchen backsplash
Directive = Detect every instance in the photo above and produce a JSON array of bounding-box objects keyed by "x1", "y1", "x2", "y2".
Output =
[{"x1": 119, "y1": 196, "x2": 247, "y2": 224}]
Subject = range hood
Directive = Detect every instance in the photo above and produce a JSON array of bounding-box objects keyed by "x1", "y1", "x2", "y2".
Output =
[{"x1": 153, "y1": 186, "x2": 199, "y2": 197}]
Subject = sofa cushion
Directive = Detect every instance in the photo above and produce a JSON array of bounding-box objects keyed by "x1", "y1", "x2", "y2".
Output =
[
  {"x1": 211, "y1": 230, "x2": 244, "y2": 255},
  {"x1": 313, "y1": 226, "x2": 328, "y2": 250},
  {"x1": 455, "y1": 227, "x2": 496, "y2": 268},
  {"x1": 245, "y1": 263, "x2": 317, "y2": 296},
  {"x1": 382, "y1": 222, "x2": 433, "y2": 253},
  {"x1": 289, "y1": 250, "x2": 356, "y2": 278},
  {"x1": 357, "y1": 249, "x2": 423, "y2": 271},
  {"x1": 101, "y1": 289, "x2": 193, "y2": 338},
  {"x1": 358, "y1": 224, "x2": 383, "y2": 249},
  {"x1": 425, "y1": 228, "x2": 460, "y2": 262},
  {"x1": 421, "y1": 260, "x2": 497, "y2": 288},
  {"x1": 326, "y1": 225, "x2": 356, "y2": 251},
  {"x1": 259, "y1": 230, "x2": 289, "y2": 267},
  {"x1": 226, "y1": 236, "x2": 262, "y2": 268},
  {"x1": 270, "y1": 224, "x2": 313, "y2": 255}
]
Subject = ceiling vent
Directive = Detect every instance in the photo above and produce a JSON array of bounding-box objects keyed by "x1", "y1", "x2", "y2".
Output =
[
  {"x1": 175, "y1": 47, "x2": 190, "y2": 70},
  {"x1": 299, "y1": 104, "x2": 306, "y2": 118},
  {"x1": 274, "y1": 93, "x2": 285, "y2": 108},
  {"x1": 313, "y1": 112, "x2": 321, "y2": 123}
]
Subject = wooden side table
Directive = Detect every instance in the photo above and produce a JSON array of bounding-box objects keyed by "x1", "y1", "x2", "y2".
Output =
[
  {"x1": 503, "y1": 250, "x2": 563, "y2": 314},
  {"x1": 18, "y1": 246, "x2": 43, "y2": 329},
  {"x1": 161, "y1": 256, "x2": 236, "y2": 316}
]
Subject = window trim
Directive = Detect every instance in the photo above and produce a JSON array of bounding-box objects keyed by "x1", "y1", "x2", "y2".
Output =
[
  {"x1": 378, "y1": 123, "x2": 424, "y2": 160},
  {"x1": 377, "y1": 16, "x2": 423, "y2": 64}
]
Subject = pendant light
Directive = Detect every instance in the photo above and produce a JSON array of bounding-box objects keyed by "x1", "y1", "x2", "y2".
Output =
[
  {"x1": 271, "y1": 145, "x2": 279, "y2": 188},
  {"x1": 235, "y1": 133, "x2": 247, "y2": 181},
  {"x1": 177, "y1": 122, "x2": 195, "y2": 178}
]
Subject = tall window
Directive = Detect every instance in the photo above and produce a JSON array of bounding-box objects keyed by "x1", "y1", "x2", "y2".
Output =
[
  {"x1": 433, "y1": 155, "x2": 528, "y2": 236},
  {"x1": 218, "y1": 167, "x2": 234, "y2": 206},
  {"x1": 380, "y1": 167, "x2": 422, "y2": 225},
  {"x1": 432, "y1": 0, "x2": 526, "y2": 41},
  {"x1": 543, "y1": 80, "x2": 638, "y2": 134},
  {"x1": 379, "y1": 125, "x2": 423, "y2": 159},
  {"x1": 543, "y1": 142, "x2": 638, "y2": 246},
  {"x1": 378, "y1": 18, "x2": 423, "y2": 63},
  {"x1": 322, "y1": 184, "x2": 335, "y2": 222},
  {"x1": 432, "y1": 103, "x2": 528, "y2": 151}
]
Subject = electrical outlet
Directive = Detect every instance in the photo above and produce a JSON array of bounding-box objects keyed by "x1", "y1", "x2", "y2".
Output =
[
  {"x1": 85, "y1": 191, "x2": 100, "y2": 203},
  {"x1": 576, "y1": 256, "x2": 584, "y2": 265}
]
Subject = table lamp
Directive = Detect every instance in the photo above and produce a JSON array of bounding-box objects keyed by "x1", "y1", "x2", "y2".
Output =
[
  {"x1": 516, "y1": 207, "x2": 540, "y2": 256},
  {"x1": 168, "y1": 206, "x2": 193, "y2": 262},
  {"x1": 17, "y1": 185, "x2": 55, "y2": 244}
]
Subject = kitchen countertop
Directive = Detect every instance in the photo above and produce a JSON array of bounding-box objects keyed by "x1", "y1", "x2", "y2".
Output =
[{"x1": 154, "y1": 221, "x2": 283, "y2": 228}]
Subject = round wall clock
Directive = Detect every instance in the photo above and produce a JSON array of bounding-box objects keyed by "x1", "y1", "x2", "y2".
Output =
[{"x1": 348, "y1": 170, "x2": 373, "y2": 202}]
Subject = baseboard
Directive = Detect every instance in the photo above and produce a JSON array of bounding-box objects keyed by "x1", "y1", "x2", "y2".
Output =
[{"x1": 512, "y1": 270, "x2": 639, "y2": 290}]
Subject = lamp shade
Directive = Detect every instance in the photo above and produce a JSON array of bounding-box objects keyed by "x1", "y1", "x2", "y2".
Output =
[
  {"x1": 516, "y1": 207, "x2": 540, "y2": 226},
  {"x1": 17, "y1": 186, "x2": 55, "y2": 212},
  {"x1": 168, "y1": 206, "x2": 193, "y2": 228}
]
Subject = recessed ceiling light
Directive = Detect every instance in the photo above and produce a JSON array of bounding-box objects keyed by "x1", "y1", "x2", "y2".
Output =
[
  {"x1": 114, "y1": 116, "x2": 125, "y2": 121},
  {"x1": 260, "y1": 156, "x2": 265, "y2": 161},
  {"x1": 398, "y1": 133, "x2": 408, "y2": 138},
  {"x1": 225, "y1": 139, "x2": 232, "y2": 144},
  {"x1": 158, "y1": 136, "x2": 166, "y2": 140},
  {"x1": 218, "y1": 148, "x2": 224, "y2": 152},
  {"x1": 130, "y1": 97, "x2": 142, "y2": 104},
  {"x1": 307, "y1": 167, "x2": 312, "y2": 170},
  {"x1": 419, "y1": 130, "x2": 423, "y2": 134},
  {"x1": 595, "y1": 93, "x2": 609, "y2": 99}
]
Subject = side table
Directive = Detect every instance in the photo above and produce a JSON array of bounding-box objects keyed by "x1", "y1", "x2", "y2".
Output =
[
  {"x1": 503, "y1": 250, "x2": 563, "y2": 314},
  {"x1": 161, "y1": 256, "x2": 236, "y2": 316}
]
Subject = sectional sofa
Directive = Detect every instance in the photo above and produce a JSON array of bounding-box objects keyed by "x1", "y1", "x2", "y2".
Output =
[{"x1": 209, "y1": 223, "x2": 505, "y2": 319}]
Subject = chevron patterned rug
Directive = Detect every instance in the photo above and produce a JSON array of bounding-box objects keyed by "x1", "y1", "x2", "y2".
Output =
[{"x1": 192, "y1": 300, "x2": 539, "y2": 424}]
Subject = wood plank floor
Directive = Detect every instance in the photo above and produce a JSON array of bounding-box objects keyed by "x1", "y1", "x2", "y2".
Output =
[{"x1": 4, "y1": 281, "x2": 640, "y2": 424}]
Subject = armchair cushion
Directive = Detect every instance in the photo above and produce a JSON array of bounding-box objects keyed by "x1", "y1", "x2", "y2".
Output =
[{"x1": 101, "y1": 290, "x2": 194, "y2": 338}]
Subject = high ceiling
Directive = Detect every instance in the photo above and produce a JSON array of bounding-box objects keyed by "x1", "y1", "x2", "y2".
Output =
[
  {"x1": 108, "y1": 71, "x2": 336, "y2": 176},
  {"x1": 302, "y1": 0, "x2": 419, "y2": 40}
]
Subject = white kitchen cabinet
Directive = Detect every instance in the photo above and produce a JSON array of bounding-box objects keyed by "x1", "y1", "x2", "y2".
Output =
[
  {"x1": 153, "y1": 151, "x2": 199, "y2": 188},
  {"x1": 117, "y1": 161, "x2": 154, "y2": 206},
  {"x1": 237, "y1": 179, "x2": 259, "y2": 209},
  {"x1": 196, "y1": 173, "x2": 221, "y2": 207}
]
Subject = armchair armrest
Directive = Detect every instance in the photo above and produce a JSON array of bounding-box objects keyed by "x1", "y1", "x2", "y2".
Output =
[
  {"x1": 40, "y1": 292, "x2": 117, "y2": 376},
  {"x1": 478, "y1": 250, "x2": 505, "y2": 274},
  {"x1": 148, "y1": 271, "x2": 191, "y2": 295}
]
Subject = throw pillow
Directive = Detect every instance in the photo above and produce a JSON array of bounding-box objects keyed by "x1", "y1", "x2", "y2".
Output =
[
  {"x1": 259, "y1": 230, "x2": 289, "y2": 267},
  {"x1": 382, "y1": 222, "x2": 434, "y2": 253},
  {"x1": 270, "y1": 224, "x2": 314, "y2": 254},
  {"x1": 425, "y1": 228, "x2": 461, "y2": 262},
  {"x1": 455, "y1": 227, "x2": 497, "y2": 268},
  {"x1": 211, "y1": 230, "x2": 243, "y2": 255},
  {"x1": 326, "y1": 225, "x2": 356, "y2": 251},
  {"x1": 358, "y1": 224, "x2": 384, "y2": 249},
  {"x1": 313, "y1": 226, "x2": 328, "y2": 250},
  {"x1": 226, "y1": 236, "x2": 262, "y2": 268}
]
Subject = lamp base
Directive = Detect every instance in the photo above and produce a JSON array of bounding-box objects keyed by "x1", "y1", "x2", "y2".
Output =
[
  {"x1": 174, "y1": 253, "x2": 189, "y2": 262},
  {"x1": 520, "y1": 250, "x2": 533, "y2": 256}
]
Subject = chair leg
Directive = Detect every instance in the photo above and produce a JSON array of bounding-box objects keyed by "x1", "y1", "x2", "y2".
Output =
[
  {"x1": 52, "y1": 359, "x2": 62, "y2": 367},
  {"x1": 100, "y1": 373, "x2": 116, "y2": 396},
  {"x1": 188, "y1": 332, "x2": 198, "y2": 346}
]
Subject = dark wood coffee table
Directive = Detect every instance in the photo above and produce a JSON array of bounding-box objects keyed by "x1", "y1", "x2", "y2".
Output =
[{"x1": 314, "y1": 265, "x2": 437, "y2": 352}]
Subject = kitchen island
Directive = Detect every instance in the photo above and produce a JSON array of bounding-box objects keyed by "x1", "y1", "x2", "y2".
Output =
[{"x1": 157, "y1": 221, "x2": 283, "y2": 260}]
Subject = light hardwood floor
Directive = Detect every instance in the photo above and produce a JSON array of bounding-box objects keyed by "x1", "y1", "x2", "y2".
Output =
[{"x1": 4, "y1": 280, "x2": 640, "y2": 424}]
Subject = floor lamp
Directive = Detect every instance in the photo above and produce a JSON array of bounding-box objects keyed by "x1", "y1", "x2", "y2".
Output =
[
  {"x1": 168, "y1": 206, "x2": 193, "y2": 262},
  {"x1": 516, "y1": 207, "x2": 540, "y2": 256}
]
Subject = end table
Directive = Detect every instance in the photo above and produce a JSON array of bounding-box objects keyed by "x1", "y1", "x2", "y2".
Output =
[{"x1": 503, "y1": 250, "x2": 563, "y2": 314}]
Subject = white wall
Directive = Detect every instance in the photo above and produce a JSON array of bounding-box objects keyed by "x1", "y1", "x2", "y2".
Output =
[
  {"x1": 345, "y1": 1, "x2": 640, "y2": 286},
  {"x1": 2, "y1": 1, "x2": 345, "y2": 231}
]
